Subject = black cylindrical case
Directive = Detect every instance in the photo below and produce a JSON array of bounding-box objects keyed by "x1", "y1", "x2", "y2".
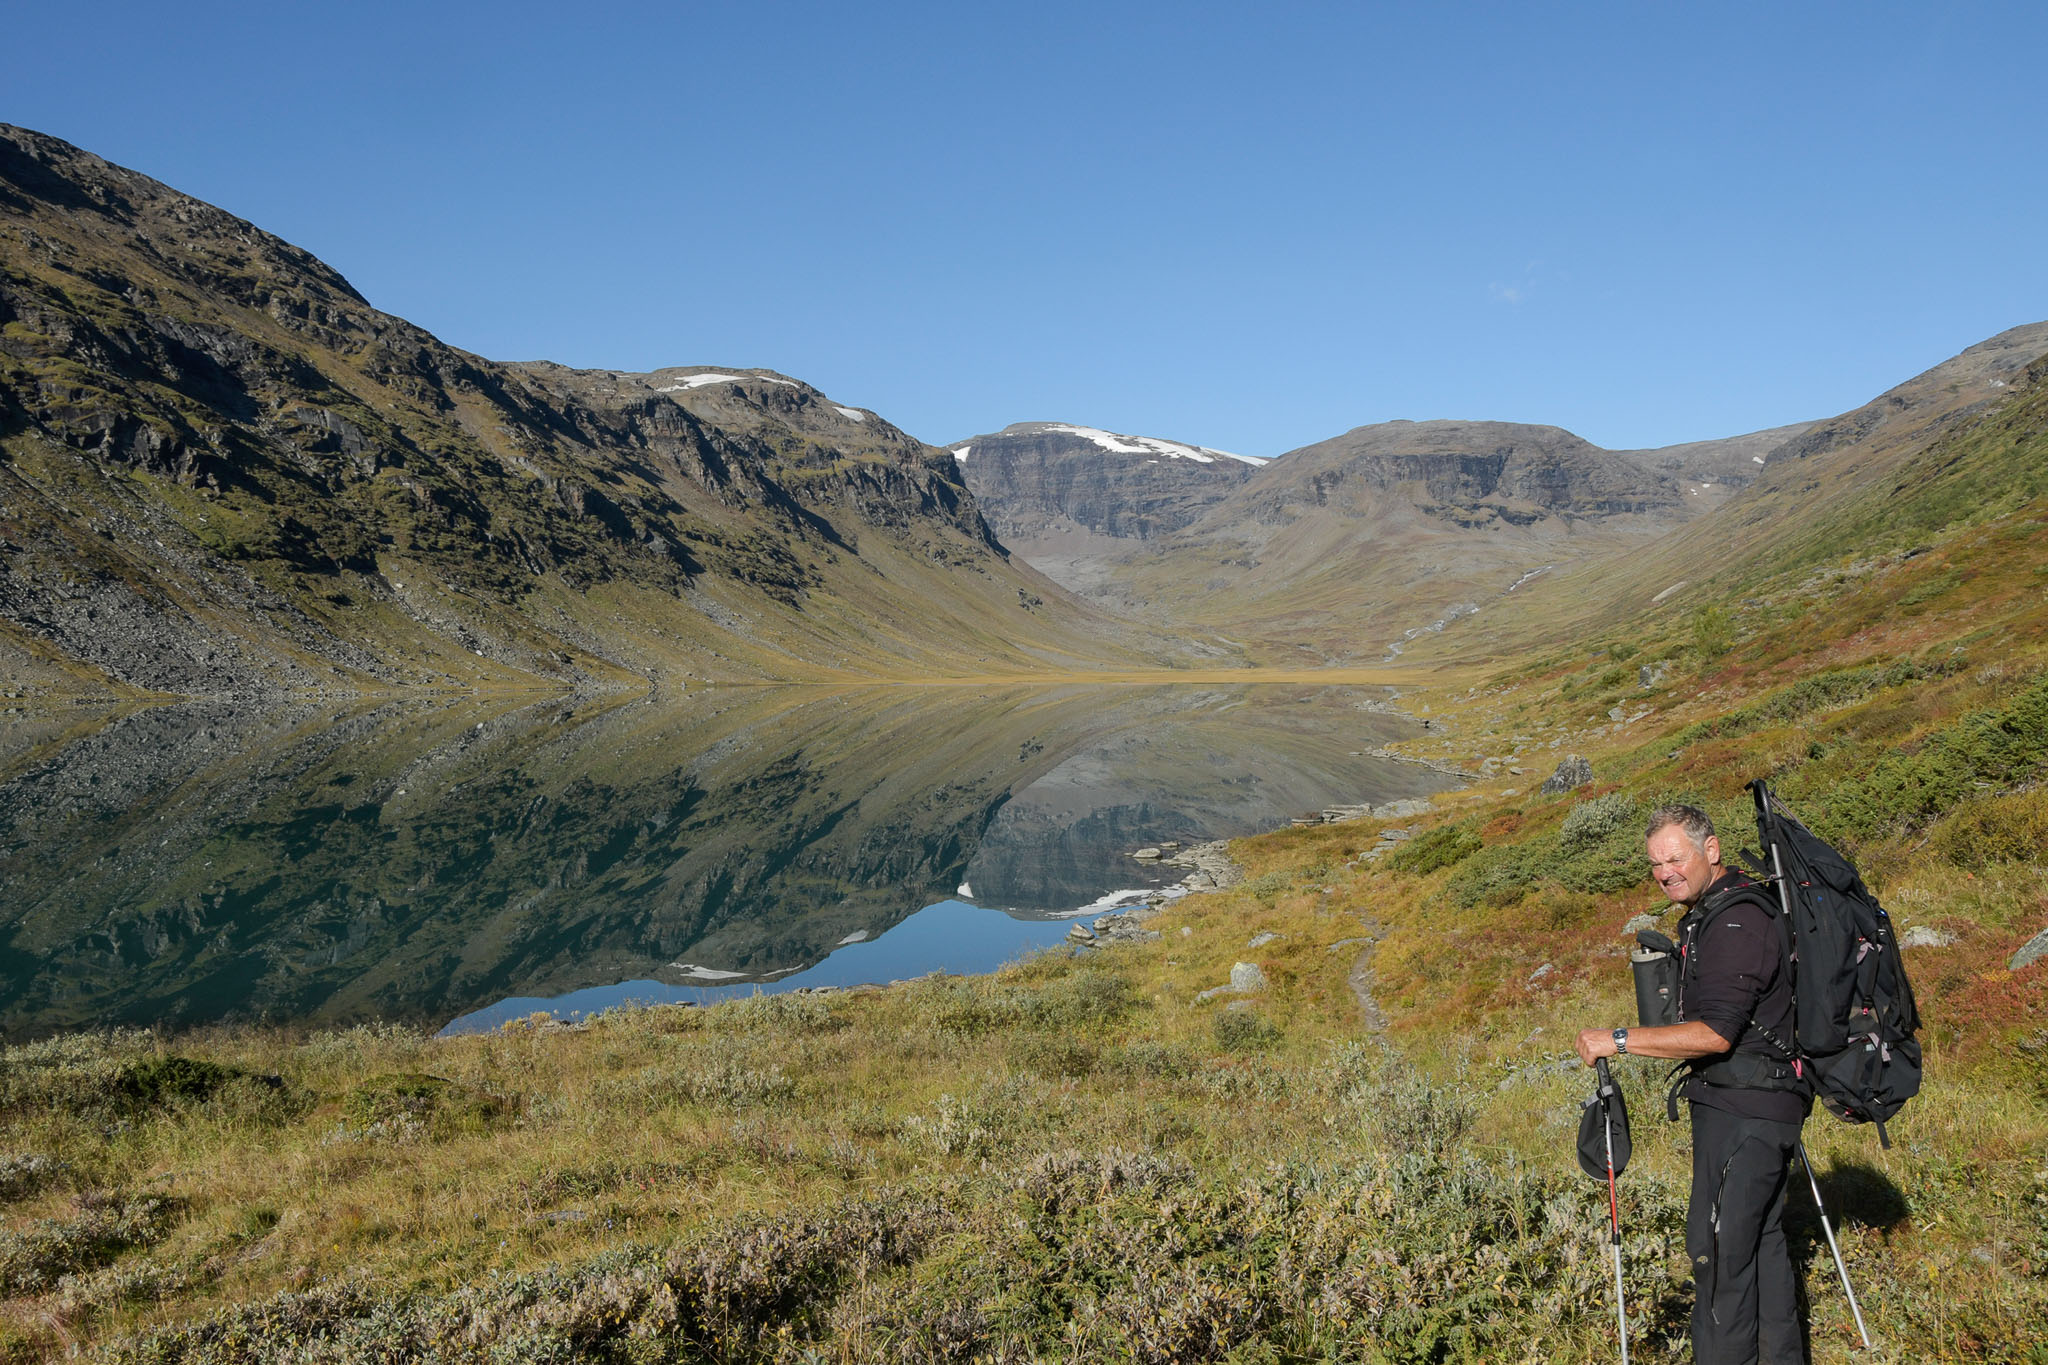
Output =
[{"x1": 1631, "y1": 932, "x2": 1678, "y2": 1027}]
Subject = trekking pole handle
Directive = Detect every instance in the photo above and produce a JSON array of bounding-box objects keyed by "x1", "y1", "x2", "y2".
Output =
[{"x1": 1596, "y1": 1055, "x2": 1616, "y2": 1093}]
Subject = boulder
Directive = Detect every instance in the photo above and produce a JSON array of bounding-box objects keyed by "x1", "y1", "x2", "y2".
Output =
[
  {"x1": 1540, "y1": 755, "x2": 1593, "y2": 794},
  {"x1": 2010, "y1": 925, "x2": 2048, "y2": 973},
  {"x1": 1132, "y1": 847, "x2": 1163, "y2": 860},
  {"x1": 1197, "y1": 960, "x2": 1269, "y2": 1002},
  {"x1": 1898, "y1": 926, "x2": 1955, "y2": 949},
  {"x1": 1375, "y1": 798, "x2": 1434, "y2": 820}
]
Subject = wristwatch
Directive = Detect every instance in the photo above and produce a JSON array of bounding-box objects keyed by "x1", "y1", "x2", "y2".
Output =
[{"x1": 1612, "y1": 1028, "x2": 1629, "y2": 1055}]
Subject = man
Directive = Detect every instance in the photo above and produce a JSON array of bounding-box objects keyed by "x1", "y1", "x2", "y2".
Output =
[{"x1": 1576, "y1": 804, "x2": 1810, "y2": 1365}]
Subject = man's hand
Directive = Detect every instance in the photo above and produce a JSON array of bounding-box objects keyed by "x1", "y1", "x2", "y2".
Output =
[{"x1": 1575, "y1": 1027, "x2": 1616, "y2": 1067}]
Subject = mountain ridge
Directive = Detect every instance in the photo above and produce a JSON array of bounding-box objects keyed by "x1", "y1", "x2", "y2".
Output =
[
  {"x1": 5, "y1": 122, "x2": 2043, "y2": 694},
  {"x1": 0, "y1": 124, "x2": 1173, "y2": 696},
  {"x1": 1390, "y1": 318, "x2": 2048, "y2": 665}
]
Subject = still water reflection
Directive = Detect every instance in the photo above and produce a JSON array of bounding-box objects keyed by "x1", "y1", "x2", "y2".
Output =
[{"x1": 0, "y1": 685, "x2": 1452, "y2": 1040}]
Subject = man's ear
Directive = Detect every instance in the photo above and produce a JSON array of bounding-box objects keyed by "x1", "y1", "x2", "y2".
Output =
[{"x1": 1703, "y1": 833, "x2": 1722, "y2": 866}]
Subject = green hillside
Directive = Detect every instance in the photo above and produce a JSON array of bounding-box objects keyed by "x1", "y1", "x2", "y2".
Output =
[{"x1": 0, "y1": 125, "x2": 1167, "y2": 696}]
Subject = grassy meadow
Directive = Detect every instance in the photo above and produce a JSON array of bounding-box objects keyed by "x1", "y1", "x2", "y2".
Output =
[{"x1": 4, "y1": 503, "x2": 2047, "y2": 1361}]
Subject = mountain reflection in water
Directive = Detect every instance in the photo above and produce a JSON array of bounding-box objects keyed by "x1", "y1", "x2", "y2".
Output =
[{"x1": 0, "y1": 685, "x2": 1453, "y2": 1039}]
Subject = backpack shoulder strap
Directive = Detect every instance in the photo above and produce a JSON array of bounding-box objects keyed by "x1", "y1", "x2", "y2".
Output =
[{"x1": 1700, "y1": 876, "x2": 1778, "y2": 918}]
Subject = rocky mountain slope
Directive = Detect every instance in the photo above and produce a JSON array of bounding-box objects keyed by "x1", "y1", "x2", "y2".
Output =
[
  {"x1": 0, "y1": 125, "x2": 1169, "y2": 697},
  {"x1": 1393, "y1": 320, "x2": 2048, "y2": 664},
  {"x1": 1093, "y1": 416, "x2": 1814, "y2": 661},
  {"x1": 948, "y1": 422, "x2": 1266, "y2": 595}
]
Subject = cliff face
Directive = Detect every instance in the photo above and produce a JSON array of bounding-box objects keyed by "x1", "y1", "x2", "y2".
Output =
[
  {"x1": 952, "y1": 422, "x2": 1262, "y2": 541},
  {"x1": 947, "y1": 422, "x2": 1264, "y2": 595},
  {"x1": 0, "y1": 125, "x2": 1144, "y2": 696},
  {"x1": 1229, "y1": 421, "x2": 1684, "y2": 529}
]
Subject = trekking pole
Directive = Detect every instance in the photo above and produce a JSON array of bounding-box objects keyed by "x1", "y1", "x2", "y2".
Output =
[
  {"x1": 1597, "y1": 1057, "x2": 1630, "y2": 1365},
  {"x1": 1796, "y1": 1141, "x2": 1872, "y2": 1349}
]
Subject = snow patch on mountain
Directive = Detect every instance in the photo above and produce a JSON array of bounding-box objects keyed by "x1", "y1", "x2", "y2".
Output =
[
  {"x1": 655, "y1": 372, "x2": 799, "y2": 392},
  {"x1": 952, "y1": 445, "x2": 972, "y2": 461},
  {"x1": 834, "y1": 406, "x2": 868, "y2": 422},
  {"x1": 1036, "y1": 423, "x2": 1267, "y2": 467}
]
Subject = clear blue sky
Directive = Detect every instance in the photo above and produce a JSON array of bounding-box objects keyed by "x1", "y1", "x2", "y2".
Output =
[{"x1": 10, "y1": 2, "x2": 2046, "y2": 456}]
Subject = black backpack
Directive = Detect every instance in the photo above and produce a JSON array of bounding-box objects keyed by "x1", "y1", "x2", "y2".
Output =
[{"x1": 1744, "y1": 779, "x2": 1923, "y2": 1145}]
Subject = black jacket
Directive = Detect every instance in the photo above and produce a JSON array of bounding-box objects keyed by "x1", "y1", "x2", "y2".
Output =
[{"x1": 1676, "y1": 871, "x2": 1810, "y2": 1123}]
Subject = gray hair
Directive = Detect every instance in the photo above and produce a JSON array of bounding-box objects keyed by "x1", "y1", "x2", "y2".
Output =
[{"x1": 1644, "y1": 803, "x2": 1716, "y2": 851}]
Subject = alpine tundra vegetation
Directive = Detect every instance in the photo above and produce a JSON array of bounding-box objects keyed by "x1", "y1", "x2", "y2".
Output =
[{"x1": 1, "y1": 124, "x2": 2046, "y2": 1363}]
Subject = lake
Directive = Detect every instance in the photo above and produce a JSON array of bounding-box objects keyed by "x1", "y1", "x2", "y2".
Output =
[{"x1": 0, "y1": 684, "x2": 1455, "y2": 1040}]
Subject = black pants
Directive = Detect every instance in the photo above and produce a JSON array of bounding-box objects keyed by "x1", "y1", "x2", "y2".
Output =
[{"x1": 1688, "y1": 1102, "x2": 1805, "y2": 1365}]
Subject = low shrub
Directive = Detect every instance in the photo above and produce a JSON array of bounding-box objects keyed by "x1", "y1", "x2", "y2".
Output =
[
  {"x1": 908, "y1": 968, "x2": 1139, "y2": 1038},
  {"x1": 1673, "y1": 656, "x2": 1961, "y2": 747},
  {"x1": 1559, "y1": 792, "x2": 1637, "y2": 850},
  {"x1": 1010, "y1": 1033, "x2": 1099, "y2": 1079},
  {"x1": 1015, "y1": 1148, "x2": 1190, "y2": 1218},
  {"x1": 1360, "y1": 1064, "x2": 1476, "y2": 1165},
  {"x1": 1108, "y1": 1040, "x2": 1196, "y2": 1079},
  {"x1": 0, "y1": 1153, "x2": 66, "y2": 1203},
  {"x1": 1821, "y1": 672, "x2": 2048, "y2": 840},
  {"x1": 113, "y1": 1055, "x2": 248, "y2": 1111},
  {"x1": 0, "y1": 1031, "x2": 150, "y2": 1115},
  {"x1": 1898, "y1": 568, "x2": 1963, "y2": 607},
  {"x1": 603, "y1": 1045, "x2": 796, "y2": 1114},
  {"x1": 293, "y1": 1022, "x2": 427, "y2": 1074},
  {"x1": 1692, "y1": 605, "x2": 1735, "y2": 658},
  {"x1": 1447, "y1": 841, "x2": 1545, "y2": 909},
  {"x1": 57, "y1": 1258, "x2": 197, "y2": 1319},
  {"x1": 1212, "y1": 1011, "x2": 1281, "y2": 1053},
  {"x1": 341, "y1": 1072, "x2": 508, "y2": 1135},
  {"x1": 0, "y1": 1192, "x2": 185, "y2": 1295},
  {"x1": 899, "y1": 1089, "x2": 1028, "y2": 1159},
  {"x1": 1385, "y1": 823, "x2": 1481, "y2": 876},
  {"x1": 1928, "y1": 789, "x2": 2048, "y2": 869},
  {"x1": 109, "y1": 1193, "x2": 944, "y2": 1364},
  {"x1": 699, "y1": 990, "x2": 845, "y2": 1035},
  {"x1": 1026, "y1": 969, "x2": 1138, "y2": 1029},
  {"x1": 1241, "y1": 868, "x2": 1296, "y2": 901}
]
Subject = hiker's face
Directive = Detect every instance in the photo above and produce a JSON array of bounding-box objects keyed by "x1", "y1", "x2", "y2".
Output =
[{"x1": 1646, "y1": 826, "x2": 1719, "y2": 905}]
